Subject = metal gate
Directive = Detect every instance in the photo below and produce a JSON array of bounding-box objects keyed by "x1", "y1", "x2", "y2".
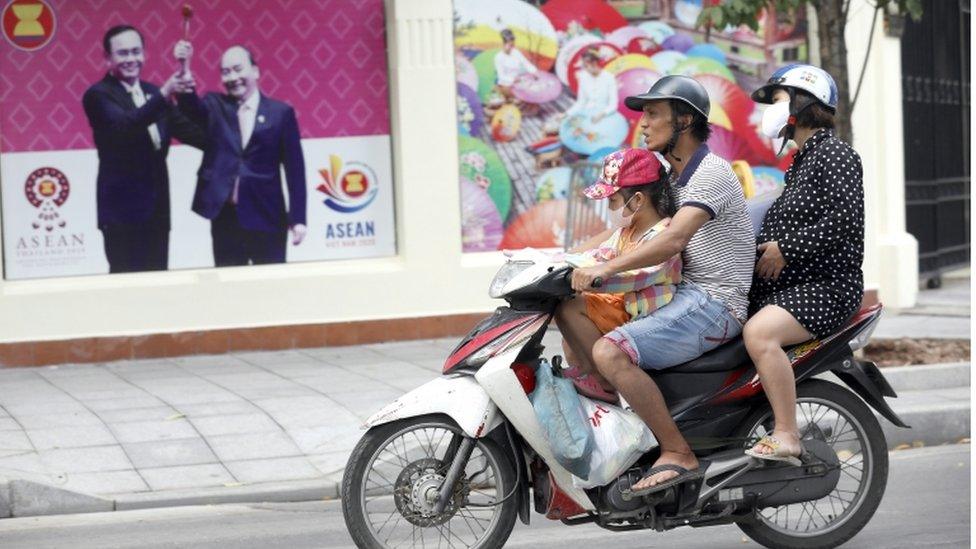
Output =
[{"x1": 901, "y1": 0, "x2": 971, "y2": 287}]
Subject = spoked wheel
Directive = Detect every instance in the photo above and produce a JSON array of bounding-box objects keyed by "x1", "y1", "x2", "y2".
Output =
[
  {"x1": 735, "y1": 380, "x2": 889, "y2": 549},
  {"x1": 341, "y1": 415, "x2": 518, "y2": 549}
]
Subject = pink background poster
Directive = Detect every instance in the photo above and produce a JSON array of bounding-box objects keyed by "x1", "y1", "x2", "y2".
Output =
[
  {"x1": 0, "y1": 0, "x2": 397, "y2": 279},
  {"x1": 0, "y1": 0, "x2": 391, "y2": 153}
]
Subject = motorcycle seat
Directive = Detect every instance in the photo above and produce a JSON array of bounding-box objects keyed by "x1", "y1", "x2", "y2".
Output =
[{"x1": 667, "y1": 337, "x2": 751, "y2": 373}]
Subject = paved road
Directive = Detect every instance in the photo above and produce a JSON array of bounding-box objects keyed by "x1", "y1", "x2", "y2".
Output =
[{"x1": 0, "y1": 445, "x2": 968, "y2": 549}]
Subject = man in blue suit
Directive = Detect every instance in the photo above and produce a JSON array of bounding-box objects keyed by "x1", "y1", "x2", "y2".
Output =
[
  {"x1": 175, "y1": 44, "x2": 307, "y2": 266},
  {"x1": 82, "y1": 25, "x2": 205, "y2": 273}
]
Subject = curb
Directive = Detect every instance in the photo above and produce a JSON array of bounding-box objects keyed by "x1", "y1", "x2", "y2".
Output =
[{"x1": 0, "y1": 363, "x2": 969, "y2": 519}]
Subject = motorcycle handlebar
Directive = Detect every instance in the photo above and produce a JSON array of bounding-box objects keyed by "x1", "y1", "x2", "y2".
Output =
[{"x1": 563, "y1": 268, "x2": 604, "y2": 289}]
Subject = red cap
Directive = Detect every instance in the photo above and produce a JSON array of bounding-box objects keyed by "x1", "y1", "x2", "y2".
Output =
[{"x1": 583, "y1": 148, "x2": 664, "y2": 200}]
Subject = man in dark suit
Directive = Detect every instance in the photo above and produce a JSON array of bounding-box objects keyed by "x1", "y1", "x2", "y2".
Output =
[
  {"x1": 174, "y1": 43, "x2": 307, "y2": 266},
  {"x1": 82, "y1": 25, "x2": 205, "y2": 273}
]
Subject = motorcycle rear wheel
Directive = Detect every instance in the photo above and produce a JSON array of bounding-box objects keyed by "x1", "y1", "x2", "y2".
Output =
[
  {"x1": 341, "y1": 415, "x2": 519, "y2": 549},
  {"x1": 734, "y1": 379, "x2": 889, "y2": 549}
]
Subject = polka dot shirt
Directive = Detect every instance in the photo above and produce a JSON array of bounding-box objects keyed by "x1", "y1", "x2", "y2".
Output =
[{"x1": 749, "y1": 129, "x2": 865, "y2": 338}]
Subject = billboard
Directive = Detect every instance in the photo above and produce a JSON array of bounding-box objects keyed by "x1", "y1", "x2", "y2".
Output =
[
  {"x1": 453, "y1": 0, "x2": 807, "y2": 252},
  {"x1": 0, "y1": 0, "x2": 395, "y2": 279}
]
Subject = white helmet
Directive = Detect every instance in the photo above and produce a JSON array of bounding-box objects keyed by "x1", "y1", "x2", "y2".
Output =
[{"x1": 751, "y1": 64, "x2": 838, "y2": 112}]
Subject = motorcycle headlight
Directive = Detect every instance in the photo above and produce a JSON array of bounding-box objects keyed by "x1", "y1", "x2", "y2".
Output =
[{"x1": 489, "y1": 260, "x2": 533, "y2": 298}]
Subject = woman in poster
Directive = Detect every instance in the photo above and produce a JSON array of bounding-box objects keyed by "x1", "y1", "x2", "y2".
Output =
[{"x1": 562, "y1": 48, "x2": 617, "y2": 123}]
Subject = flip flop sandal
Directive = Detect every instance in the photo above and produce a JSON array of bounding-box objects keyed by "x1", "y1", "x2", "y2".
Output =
[
  {"x1": 563, "y1": 367, "x2": 619, "y2": 404},
  {"x1": 744, "y1": 435, "x2": 804, "y2": 467},
  {"x1": 621, "y1": 464, "x2": 704, "y2": 499}
]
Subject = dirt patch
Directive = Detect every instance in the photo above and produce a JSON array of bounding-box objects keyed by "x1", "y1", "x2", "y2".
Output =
[{"x1": 862, "y1": 338, "x2": 971, "y2": 367}]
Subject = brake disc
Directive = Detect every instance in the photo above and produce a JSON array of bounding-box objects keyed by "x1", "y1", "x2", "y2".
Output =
[{"x1": 393, "y1": 458, "x2": 467, "y2": 527}]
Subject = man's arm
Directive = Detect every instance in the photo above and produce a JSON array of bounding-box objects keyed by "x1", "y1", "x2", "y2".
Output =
[
  {"x1": 82, "y1": 86, "x2": 169, "y2": 136},
  {"x1": 571, "y1": 205, "x2": 710, "y2": 290},
  {"x1": 280, "y1": 106, "x2": 307, "y2": 228},
  {"x1": 174, "y1": 90, "x2": 209, "y2": 128},
  {"x1": 167, "y1": 93, "x2": 209, "y2": 150}
]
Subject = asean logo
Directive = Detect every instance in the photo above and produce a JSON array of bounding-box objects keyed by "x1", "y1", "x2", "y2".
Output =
[
  {"x1": 2, "y1": 0, "x2": 56, "y2": 52},
  {"x1": 317, "y1": 154, "x2": 379, "y2": 213},
  {"x1": 24, "y1": 166, "x2": 69, "y2": 231}
]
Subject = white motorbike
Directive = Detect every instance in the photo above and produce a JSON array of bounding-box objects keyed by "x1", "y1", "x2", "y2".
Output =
[{"x1": 341, "y1": 250, "x2": 904, "y2": 549}]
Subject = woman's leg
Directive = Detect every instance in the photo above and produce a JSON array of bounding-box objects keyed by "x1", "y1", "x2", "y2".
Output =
[
  {"x1": 554, "y1": 297, "x2": 613, "y2": 389},
  {"x1": 742, "y1": 305, "x2": 814, "y2": 456}
]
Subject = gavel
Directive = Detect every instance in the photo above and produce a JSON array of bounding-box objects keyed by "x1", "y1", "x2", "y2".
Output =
[{"x1": 180, "y1": 4, "x2": 193, "y2": 75}]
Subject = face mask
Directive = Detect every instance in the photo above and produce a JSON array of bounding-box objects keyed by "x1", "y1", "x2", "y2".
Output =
[
  {"x1": 608, "y1": 194, "x2": 639, "y2": 227},
  {"x1": 761, "y1": 100, "x2": 791, "y2": 139}
]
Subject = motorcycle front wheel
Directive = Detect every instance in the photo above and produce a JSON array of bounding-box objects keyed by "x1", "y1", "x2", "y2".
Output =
[
  {"x1": 734, "y1": 379, "x2": 889, "y2": 549},
  {"x1": 341, "y1": 415, "x2": 518, "y2": 549}
]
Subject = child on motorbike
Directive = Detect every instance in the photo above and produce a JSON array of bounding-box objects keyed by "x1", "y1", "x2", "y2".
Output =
[{"x1": 556, "y1": 148, "x2": 682, "y2": 402}]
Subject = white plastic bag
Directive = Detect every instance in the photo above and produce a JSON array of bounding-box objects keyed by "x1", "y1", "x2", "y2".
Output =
[{"x1": 572, "y1": 396, "x2": 657, "y2": 489}]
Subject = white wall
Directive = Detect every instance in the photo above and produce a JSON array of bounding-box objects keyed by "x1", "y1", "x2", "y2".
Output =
[
  {"x1": 0, "y1": 0, "x2": 504, "y2": 344},
  {"x1": 845, "y1": 0, "x2": 919, "y2": 309}
]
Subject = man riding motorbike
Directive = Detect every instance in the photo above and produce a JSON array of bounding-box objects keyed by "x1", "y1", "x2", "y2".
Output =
[{"x1": 571, "y1": 76, "x2": 755, "y2": 495}]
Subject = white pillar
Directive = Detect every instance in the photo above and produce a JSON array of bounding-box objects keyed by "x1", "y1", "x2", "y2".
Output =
[{"x1": 845, "y1": 0, "x2": 919, "y2": 309}]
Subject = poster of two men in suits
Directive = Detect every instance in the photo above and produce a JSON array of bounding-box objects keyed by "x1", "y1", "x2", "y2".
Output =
[{"x1": 0, "y1": 1, "x2": 395, "y2": 279}]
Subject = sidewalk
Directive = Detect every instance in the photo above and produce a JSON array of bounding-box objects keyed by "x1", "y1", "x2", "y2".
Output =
[
  {"x1": 0, "y1": 279, "x2": 969, "y2": 517},
  {"x1": 873, "y1": 270, "x2": 971, "y2": 339}
]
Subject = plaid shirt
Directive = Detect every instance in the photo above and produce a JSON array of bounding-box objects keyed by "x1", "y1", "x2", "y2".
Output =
[{"x1": 564, "y1": 219, "x2": 682, "y2": 319}]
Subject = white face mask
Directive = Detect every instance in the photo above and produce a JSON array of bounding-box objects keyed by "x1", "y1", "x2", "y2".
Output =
[
  {"x1": 608, "y1": 194, "x2": 639, "y2": 227},
  {"x1": 760, "y1": 100, "x2": 791, "y2": 139}
]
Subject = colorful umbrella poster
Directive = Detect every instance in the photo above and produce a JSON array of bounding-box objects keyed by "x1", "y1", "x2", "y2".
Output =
[
  {"x1": 604, "y1": 53, "x2": 658, "y2": 75},
  {"x1": 708, "y1": 101, "x2": 733, "y2": 131},
  {"x1": 458, "y1": 134, "x2": 513, "y2": 221},
  {"x1": 638, "y1": 21, "x2": 675, "y2": 44},
  {"x1": 662, "y1": 33, "x2": 694, "y2": 53},
  {"x1": 606, "y1": 26, "x2": 647, "y2": 49},
  {"x1": 559, "y1": 111, "x2": 629, "y2": 155},
  {"x1": 696, "y1": 73, "x2": 754, "y2": 127},
  {"x1": 752, "y1": 166, "x2": 786, "y2": 196},
  {"x1": 472, "y1": 49, "x2": 499, "y2": 102},
  {"x1": 686, "y1": 43, "x2": 727, "y2": 65},
  {"x1": 567, "y1": 42, "x2": 623, "y2": 95},
  {"x1": 500, "y1": 199, "x2": 607, "y2": 250},
  {"x1": 649, "y1": 50, "x2": 686, "y2": 74},
  {"x1": 670, "y1": 57, "x2": 736, "y2": 83},
  {"x1": 512, "y1": 71, "x2": 562, "y2": 104},
  {"x1": 627, "y1": 36, "x2": 663, "y2": 57},
  {"x1": 708, "y1": 126, "x2": 753, "y2": 163},
  {"x1": 535, "y1": 166, "x2": 573, "y2": 201},
  {"x1": 455, "y1": 53, "x2": 479, "y2": 91},
  {"x1": 589, "y1": 146, "x2": 618, "y2": 162},
  {"x1": 674, "y1": 0, "x2": 704, "y2": 27},
  {"x1": 616, "y1": 68, "x2": 662, "y2": 120},
  {"x1": 454, "y1": 0, "x2": 558, "y2": 71},
  {"x1": 555, "y1": 33, "x2": 601, "y2": 85},
  {"x1": 490, "y1": 104, "x2": 522, "y2": 142},
  {"x1": 457, "y1": 83, "x2": 484, "y2": 136},
  {"x1": 542, "y1": 0, "x2": 628, "y2": 34},
  {"x1": 460, "y1": 177, "x2": 504, "y2": 252}
]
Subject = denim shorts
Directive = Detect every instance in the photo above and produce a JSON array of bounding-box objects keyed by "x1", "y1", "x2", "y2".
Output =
[{"x1": 603, "y1": 282, "x2": 743, "y2": 370}]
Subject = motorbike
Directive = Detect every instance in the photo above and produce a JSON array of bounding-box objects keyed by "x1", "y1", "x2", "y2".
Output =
[{"x1": 341, "y1": 249, "x2": 907, "y2": 549}]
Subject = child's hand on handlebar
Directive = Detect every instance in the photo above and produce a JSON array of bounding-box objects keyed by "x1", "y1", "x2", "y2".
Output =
[{"x1": 571, "y1": 265, "x2": 612, "y2": 292}]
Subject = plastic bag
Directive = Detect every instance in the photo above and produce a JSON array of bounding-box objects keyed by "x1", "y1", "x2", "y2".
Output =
[
  {"x1": 529, "y1": 360, "x2": 594, "y2": 480},
  {"x1": 572, "y1": 396, "x2": 657, "y2": 489}
]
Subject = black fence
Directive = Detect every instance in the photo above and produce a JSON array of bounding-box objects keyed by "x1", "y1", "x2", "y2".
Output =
[{"x1": 901, "y1": 0, "x2": 971, "y2": 287}]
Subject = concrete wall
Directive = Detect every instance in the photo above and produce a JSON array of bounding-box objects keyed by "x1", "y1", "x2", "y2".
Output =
[
  {"x1": 0, "y1": 0, "x2": 918, "y2": 345},
  {"x1": 844, "y1": 0, "x2": 919, "y2": 309}
]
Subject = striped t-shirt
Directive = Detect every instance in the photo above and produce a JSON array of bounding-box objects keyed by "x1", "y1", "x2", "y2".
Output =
[{"x1": 669, "y1": 145, "x2": 754, "y2": 321}]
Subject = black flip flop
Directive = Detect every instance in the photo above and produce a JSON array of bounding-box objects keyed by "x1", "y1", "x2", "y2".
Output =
[{"x1": 622, "y1": 464, "x2": 704, "y2": 499}]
